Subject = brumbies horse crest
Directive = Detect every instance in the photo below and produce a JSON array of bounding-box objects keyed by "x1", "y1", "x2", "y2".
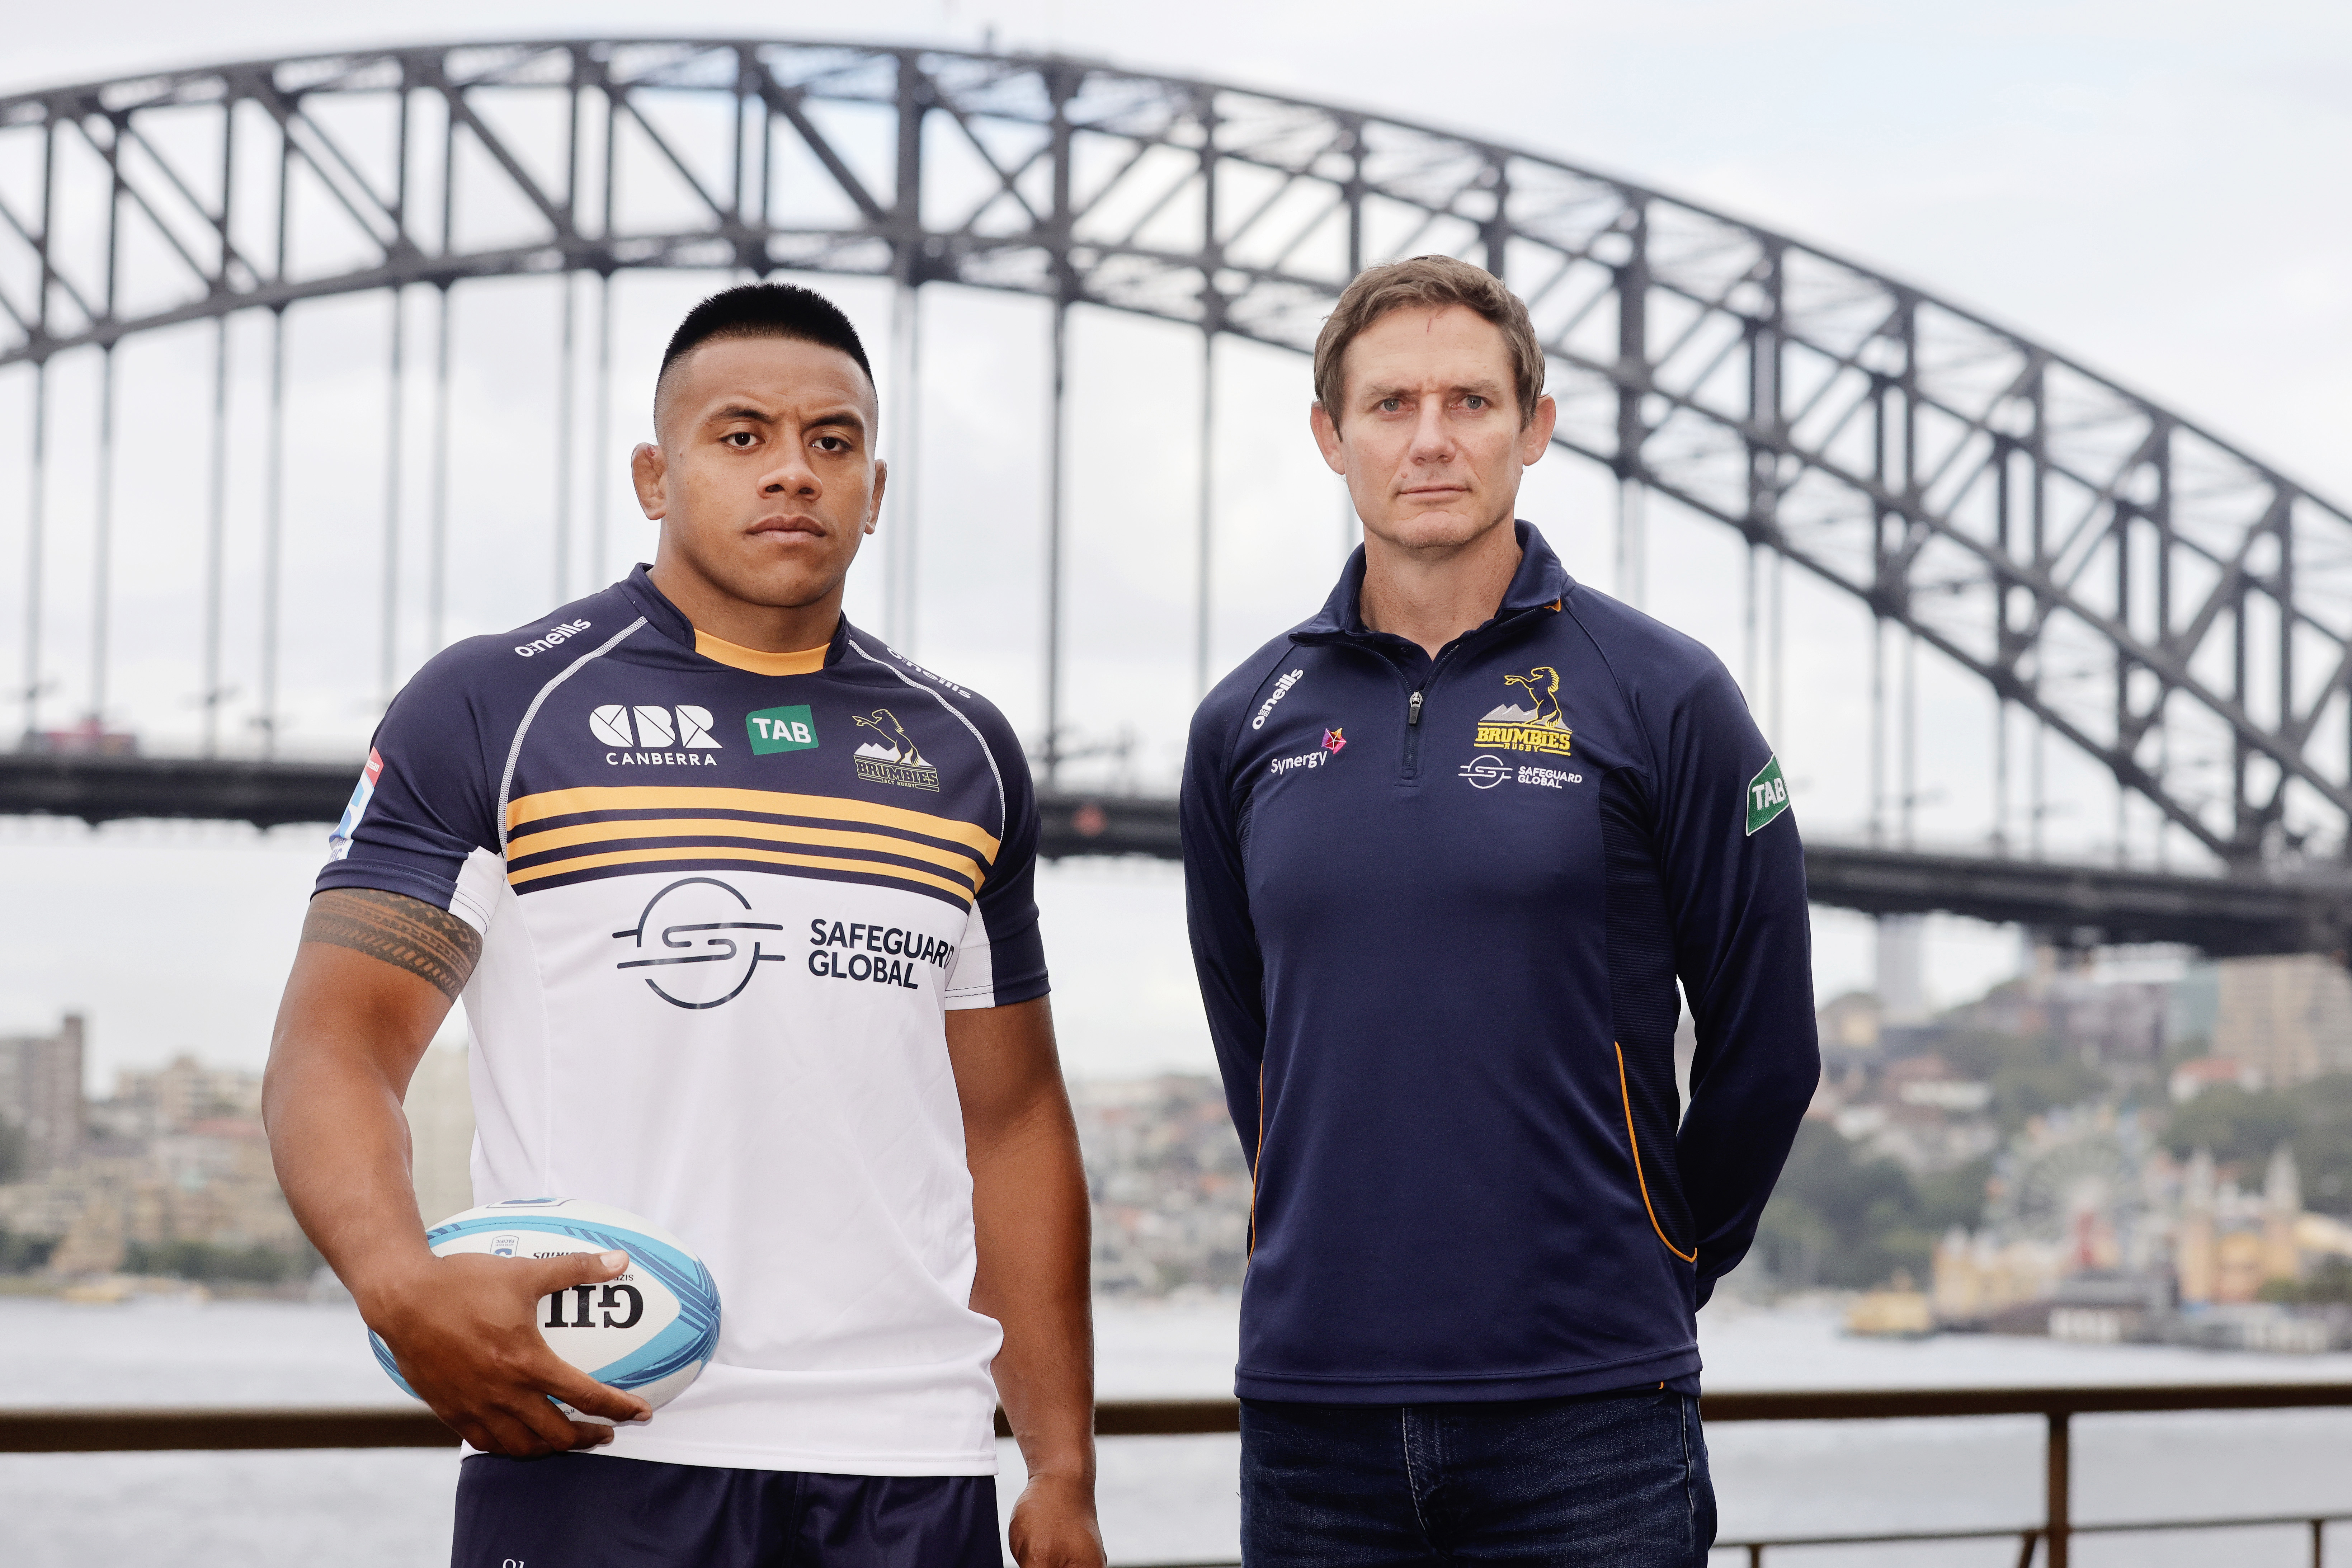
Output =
[
  {"x1": 852, "y1": 709, "x2": 941, "y2": 791},
  {"x1": 1473, "y1": 667, "x2": 1575, "y2": 757}
]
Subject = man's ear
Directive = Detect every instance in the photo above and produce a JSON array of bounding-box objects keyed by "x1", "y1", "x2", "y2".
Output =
[
  {"x1": 631, "y1": 443, "x2": 667, "y2": 521},
  {"x1": 866, "y1": 458, "x2": 888, "y2": 536},
  {"x1": 1309, "y1": 401, "x2": 1346, "y2": 476},
  {"x1": 1518, "y1": 394, "x2": 1558, "y2": 465}
]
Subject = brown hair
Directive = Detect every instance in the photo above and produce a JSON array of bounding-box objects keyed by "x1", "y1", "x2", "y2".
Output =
[{"x1": 1312, "y1": 255, "x2": 1545, "y2": 428}]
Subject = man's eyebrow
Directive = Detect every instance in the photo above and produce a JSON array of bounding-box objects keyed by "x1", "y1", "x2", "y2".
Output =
[
  {"x1": 696, "y1": 400, "x2": 871, "y2": 437},
  {"x1": 1358, "y1": 378, "x2": 1509, "y2": 401}
]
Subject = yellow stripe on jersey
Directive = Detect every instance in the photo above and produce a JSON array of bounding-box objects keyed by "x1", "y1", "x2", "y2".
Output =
[
  {"x1": 506, "y1": 843, "x2": 978, "y2": 902},
  {"x1": 508, "y1": 815, "x2": 986, "y2": 890},
  {"x1": 506, "y1": 786, "x2": 1001, "y2": 858},
  {"x1": 693, "y1": 630, "x2": 829, "y2": 676}
]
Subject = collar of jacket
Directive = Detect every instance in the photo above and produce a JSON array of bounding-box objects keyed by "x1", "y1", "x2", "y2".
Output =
[{"x1": 1293, "y1": 519, "x2": 1573, "y2": 648}]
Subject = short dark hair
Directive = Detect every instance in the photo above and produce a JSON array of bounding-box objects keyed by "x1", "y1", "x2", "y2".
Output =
[{"x1": 658, "y1": 283, "x2": 875, "y2": 390}]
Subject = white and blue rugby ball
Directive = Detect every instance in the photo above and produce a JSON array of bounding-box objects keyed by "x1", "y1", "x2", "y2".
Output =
[{"x1": 370, "y1": 1197, "x2": 722, "y2": 1415}]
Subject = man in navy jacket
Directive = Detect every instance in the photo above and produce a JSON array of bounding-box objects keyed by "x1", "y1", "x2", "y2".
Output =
[{"x1": 1181, "y1": 256, "x2": 1819, "y2": 1565}]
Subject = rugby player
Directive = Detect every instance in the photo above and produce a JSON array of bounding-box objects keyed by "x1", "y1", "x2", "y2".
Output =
[
  {"x1": 265, "y1": 284, "x2": 1104, "y2": 1568},
  {"x1": 1181, "y1": 256, "x2": 1819, "y2": 1564}
]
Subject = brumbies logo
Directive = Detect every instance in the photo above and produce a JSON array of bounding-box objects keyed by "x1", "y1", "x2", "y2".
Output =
[
  {"x1": 611, "y1": 876, "x2": 787, "y2": 1009},
  {"x1": 1474, "y1": 667, "x2": 1574, "y2": 757},
  {"x1": 852, "y1": 709, "x2": 939, "y2": 791}
]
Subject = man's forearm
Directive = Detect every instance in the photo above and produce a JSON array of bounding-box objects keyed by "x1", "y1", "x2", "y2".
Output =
[
  {"x1": 265, "y1": 891, "x2": 479, "y2": 1310},
  {"x1": 970, "y1": 1102, "x2": 1095, "y2": 1479},
  {"x1": 264, "y1": 1025, "x2": 435, "y2": 1307}
]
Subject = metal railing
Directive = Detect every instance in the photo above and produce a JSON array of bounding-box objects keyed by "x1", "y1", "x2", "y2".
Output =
[{"x1": 8, "y1": 1386, "x2": 2352, "y2": 1566}]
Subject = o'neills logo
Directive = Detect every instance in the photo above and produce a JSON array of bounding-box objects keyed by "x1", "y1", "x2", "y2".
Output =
[
  {"x1": 1473, "y1": 665, "x2": 1574, "y2": 757},
  {"x1": 1252, "y1": 668, "x2": 1305, "y2": 729},
  {"x1": 515, "y1": 620, "x2": 591, "y2": 656}
]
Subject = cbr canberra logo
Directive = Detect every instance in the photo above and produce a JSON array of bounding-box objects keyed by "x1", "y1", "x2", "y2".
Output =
[
  {"x1": 611, "y1": 876, "x2": 785, "y2": 1009},
  {"x1": 592, "y1": 704, "x2": 722, "y2": 765}
]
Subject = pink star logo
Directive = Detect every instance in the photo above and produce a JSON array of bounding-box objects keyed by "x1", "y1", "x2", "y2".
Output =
[{"x1": 1322, "y1": 728, "x2": 1347, "y2": 754}]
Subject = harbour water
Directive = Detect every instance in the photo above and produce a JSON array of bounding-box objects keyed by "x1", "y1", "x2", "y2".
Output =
[{"x1": 5, "y1": 1294, "x2": 2352, "y2": 1565}]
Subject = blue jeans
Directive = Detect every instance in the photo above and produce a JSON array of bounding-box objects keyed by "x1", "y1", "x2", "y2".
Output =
[{"x1": 1240, "y1": 1390, "x2": 1715, "y2": 1567}]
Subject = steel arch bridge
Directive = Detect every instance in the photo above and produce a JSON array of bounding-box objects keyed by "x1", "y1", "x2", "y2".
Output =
[{"x1": 3, "y1": 38, "x2": 2350, "y2": 953}]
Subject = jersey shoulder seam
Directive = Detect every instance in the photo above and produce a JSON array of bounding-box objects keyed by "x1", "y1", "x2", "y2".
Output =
[
  {"x1": 1560, "y1": 588, "x2": 1712, "y2": 781},
  {"x1": 842, "y1": 635, "x2": 1008, "y2": 844},
  {"x1": 1215, "y1": 634, "x2": 1315, "y2": 781},
  {"x1": 494, "y1": 616, "x2": 649, "y2": 852}
]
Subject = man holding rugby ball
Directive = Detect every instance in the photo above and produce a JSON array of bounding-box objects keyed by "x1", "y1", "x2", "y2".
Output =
[{"x1": 265, "y1": 285, "x2": 1103, "y2": 1567}]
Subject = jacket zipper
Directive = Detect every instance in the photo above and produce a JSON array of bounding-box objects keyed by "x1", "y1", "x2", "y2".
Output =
[{"x1": 1401, "y1": 642, "x2": 1470, "y2": 780}]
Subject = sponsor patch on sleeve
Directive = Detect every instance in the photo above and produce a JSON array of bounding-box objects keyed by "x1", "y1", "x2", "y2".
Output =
[
  {"x1": 1745, "y1": 754, "x2": 1790, "y2": 836},
  {"x1": 328, "y1": 748, "x2": 384, "y2": 861}
]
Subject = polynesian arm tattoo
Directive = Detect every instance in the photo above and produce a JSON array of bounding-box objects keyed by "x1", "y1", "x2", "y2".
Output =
[{"x1": 301, "y1": 888, "x2": 484, "y2": 1003}]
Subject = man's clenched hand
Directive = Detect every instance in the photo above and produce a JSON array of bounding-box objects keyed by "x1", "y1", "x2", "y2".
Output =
[{"x1": 1008, "y1": 1472, "x2": 1107, "y2": 1568}]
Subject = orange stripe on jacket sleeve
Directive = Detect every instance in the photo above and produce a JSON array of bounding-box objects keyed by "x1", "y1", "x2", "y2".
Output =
[{"x1": 1616, "y1": 1041, "x2": 1698, "y2": 1264}]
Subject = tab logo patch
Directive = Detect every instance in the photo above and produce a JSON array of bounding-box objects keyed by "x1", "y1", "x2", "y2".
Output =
[
  {"x1": 746, "y1": 704, "x2": 819, "y2": 754},
  {"x1": 1746, "y1": 755, "x2": 1791, "y2": 835}
]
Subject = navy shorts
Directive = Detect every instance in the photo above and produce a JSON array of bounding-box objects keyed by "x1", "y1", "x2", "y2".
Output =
[{"x1": 452, "y1": 1452, "x2": 1001, "y2": 1568}]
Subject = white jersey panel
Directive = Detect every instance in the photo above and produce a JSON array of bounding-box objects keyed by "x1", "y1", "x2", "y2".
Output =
[
  {"x1": 942, "y1": 897, "x2": 999, "y2": 1011},
  {"x1": 463, "y1": 866, "x2": 1002, "y2": 1474}
]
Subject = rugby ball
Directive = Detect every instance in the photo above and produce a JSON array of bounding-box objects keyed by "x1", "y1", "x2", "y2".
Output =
[{"x1": 369, "y1": 1197, "x2": 721, "y2": 1416}]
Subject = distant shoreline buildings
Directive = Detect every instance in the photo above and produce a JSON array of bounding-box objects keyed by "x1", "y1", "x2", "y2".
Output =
[
  {"x1": 1819, "y1": 948, "x2": 2352, "y2": 1351},
  {"x1": 0, "y1": 1015, "x2": 307, "y2": 1281}
]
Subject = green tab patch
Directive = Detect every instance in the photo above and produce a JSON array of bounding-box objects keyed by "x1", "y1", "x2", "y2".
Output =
[
  {"x1": 746, "y1": 704, "x2": 819, "y2": 754},
  {"x1": 1745, "y1": 755, "x2": 1790, "y2": 836}
]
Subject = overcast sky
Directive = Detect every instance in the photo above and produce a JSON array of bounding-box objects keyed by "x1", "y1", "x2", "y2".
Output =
[{"x1": 3, "y1": 3, "x2": 2346, "y2": 1080}]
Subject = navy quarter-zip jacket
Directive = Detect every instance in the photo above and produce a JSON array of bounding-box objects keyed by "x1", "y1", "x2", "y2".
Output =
[{"x1": 1182, "y1": 522, "x2": 1819, "y2": 1403}]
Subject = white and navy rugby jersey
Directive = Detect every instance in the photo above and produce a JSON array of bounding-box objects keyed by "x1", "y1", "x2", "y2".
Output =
[{"x1": 317, "y1": 565, "x2": 1047, "y2": 1476}]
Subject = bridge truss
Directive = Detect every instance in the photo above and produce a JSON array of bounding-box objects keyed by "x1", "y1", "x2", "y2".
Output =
[{"x1": 3, "y1": 38, "x2": 2349, "y2": 948}]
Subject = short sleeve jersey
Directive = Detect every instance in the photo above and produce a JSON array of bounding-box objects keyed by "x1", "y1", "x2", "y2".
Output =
[{"x1": 317, "y1": 566, "x2": 1047, "y2": 1476}]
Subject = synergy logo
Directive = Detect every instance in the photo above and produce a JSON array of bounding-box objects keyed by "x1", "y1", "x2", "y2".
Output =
[
  {"x1": 746, "y1": 704, "x2": 819, "y2": 754},
  {"x1": 611, "y1": 876, "x2": 787, "y2": 1009},
  {"x1": 1321, "y1": 728, "x2": 1347, "y2": 755},
  {"x1": 852, "y1": 709, "x2": 939, "y2": 791},
  {"x1": 592, "y1": 704, "x2": 723, "y2": 766},
  {"x1": 1474, "y1": 666, "x2": 1575, "y2": 757}
]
